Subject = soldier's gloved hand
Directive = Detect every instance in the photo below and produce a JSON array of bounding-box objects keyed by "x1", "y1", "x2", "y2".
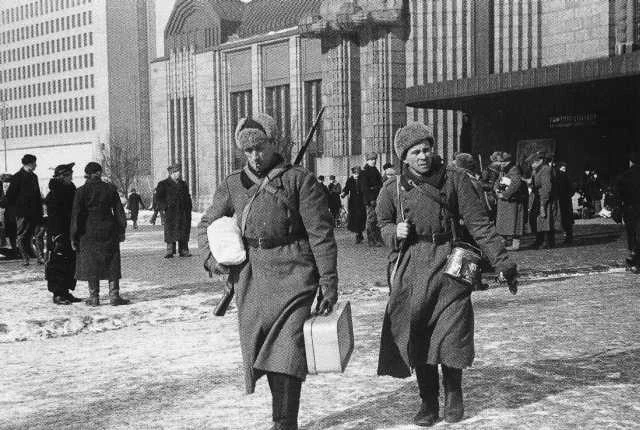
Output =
[
  {"x1": 316, "y1": 285, "x2": 338, "y2": 315},
  {"x1": 204, "y1": 253, "x2": 229, "y2": 276},
  {"x1": 497, "y1": 266, "x2": 518, "y2": 295},
  {"x1": 396, "y1": 222, "x2": 411, "y2": 240}
]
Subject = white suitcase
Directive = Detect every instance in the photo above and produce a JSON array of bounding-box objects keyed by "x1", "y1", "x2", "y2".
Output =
[{"x1": 303, "y1": 301, "x2": 354, "y2": 374}]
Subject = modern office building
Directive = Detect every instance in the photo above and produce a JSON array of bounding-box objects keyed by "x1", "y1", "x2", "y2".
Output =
[
  {"x1": 0, "y1": 0, "x2": 155, "y2": 189},
  {"x1": 151, "y1": 0, "x2": 640, "y2": 209}
]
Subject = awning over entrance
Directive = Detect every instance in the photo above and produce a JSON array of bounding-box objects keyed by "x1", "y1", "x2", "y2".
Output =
[{"x1": 406, "y1": 51, "x2": 640, "y2": 111}]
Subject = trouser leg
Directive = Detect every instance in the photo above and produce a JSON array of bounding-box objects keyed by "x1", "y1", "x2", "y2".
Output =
[
  {"x1": 165, "y1": 242, "x2": 176, "y2": 258},
  {"x1": 267, "y1": 372, "x2": 301, "y2": 430},
  {"x1": 366, "y1": 204, "x2": 382, "y2": 246},
  {"x1": 16, "y1": 217, "x2": 34, "y2": 263},
  {"x1": 178, "y1": 240, "x2": 191, "y2": 257},
  {"x1": 442, "y1": 365, "x2": 464, "y2": 423}
]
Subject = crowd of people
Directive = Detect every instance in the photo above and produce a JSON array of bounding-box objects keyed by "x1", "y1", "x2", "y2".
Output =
[{"x1": 0, "y1": 154, "x2": 195, "y2": 305}]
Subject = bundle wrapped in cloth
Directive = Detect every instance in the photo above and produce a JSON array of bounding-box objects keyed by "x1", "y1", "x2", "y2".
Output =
[{"x1": 207, "y1": 216, "x2": 246, "y2": 266}]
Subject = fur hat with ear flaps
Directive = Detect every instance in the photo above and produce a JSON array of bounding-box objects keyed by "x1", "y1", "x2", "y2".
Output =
[
  {"x1": 393, "y1": 122, "x2": 435, "y2": 160},
  {"x1": 234, "y1": 112, "x2": 278, "y2": 151}
]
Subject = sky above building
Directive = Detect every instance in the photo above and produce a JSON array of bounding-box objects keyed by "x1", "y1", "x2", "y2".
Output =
[{"x1": 154, "y1": 0, "x2": 251, "y2": 56}]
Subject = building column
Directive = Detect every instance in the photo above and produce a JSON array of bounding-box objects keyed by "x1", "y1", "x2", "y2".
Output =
[
  {"x1": 289, "y1": 35, "x2": 305, "y2": 161},
  {"x1": 251, "y1": 44, "x2": 263, "y2": 114},
  {"x1": 359, "y1": 26, "x2": 406, "y2": 162}
]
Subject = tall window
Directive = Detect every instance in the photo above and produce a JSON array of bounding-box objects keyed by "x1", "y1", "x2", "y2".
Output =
[
  {"x1": 304, "y1": 80, "x2": 322, "y2": 156},
  {"x1": 264, "y1": 84, "x2": 290, "y2": 156},
  {"x1": 230, "y1": 90, "x2": 252, "y2": 169}
]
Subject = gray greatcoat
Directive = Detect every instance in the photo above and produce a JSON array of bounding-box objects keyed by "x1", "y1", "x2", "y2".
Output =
[
  {"x1": 70, "y1": 177, "x2": 126, "y2": 281},
  {"x1": 376, "y1": 163, "x2": 514, "y2": 378},
  {"x1": 198, "y1": 158, "x2": 338, "y2": 394},
  {"x1": 531, "y1": 164, "x2": 561, "y2": 232},
  {"x1": 495, "y1": 164, "x2": 528, "y2": 237}
]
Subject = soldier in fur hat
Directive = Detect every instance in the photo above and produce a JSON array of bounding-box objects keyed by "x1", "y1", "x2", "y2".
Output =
[
  {"x1": 198, "y1": 112, "x2": 338, "y2": 430},
  {"x1": 376, "y1": 122, "x2": 517, "y2": 426}
]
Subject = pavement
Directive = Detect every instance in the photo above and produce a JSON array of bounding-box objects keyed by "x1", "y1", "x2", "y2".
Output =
[{"x1": 0, "y1": 218, "x2": 638, "y2": 429}]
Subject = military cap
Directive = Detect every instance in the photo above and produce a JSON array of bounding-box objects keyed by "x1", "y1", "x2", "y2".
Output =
[
  {"x1": 167, "y1": 163, "x2": 181, "y2": 173},
  {"x1": 84, "y1": 161, "x2": 102, "y2": 174},
  {"x1": 365, "y1": 152, "x2": 378, "y2": 161},
  {"x1": 454, "y1": 153, "x2": 475, "y2": 171}
]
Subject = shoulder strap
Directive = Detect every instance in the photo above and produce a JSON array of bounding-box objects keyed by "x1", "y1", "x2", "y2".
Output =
[{"x1": 240, "y1": 176, "x2": 271, "y2": 236}]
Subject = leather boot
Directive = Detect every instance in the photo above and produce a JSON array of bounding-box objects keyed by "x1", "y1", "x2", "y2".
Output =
[
  {"x1": 505, "y1": 238, "x2": 520, "y2": 251},
  {"x1": 267, "y1": 372, "x2": 301, "y2": 430},
  {"x1": 109, "y1": 280, "x2": 130, "y2": 306},
  {"x1": 414, "y1": 364, "x2": 439, "y2": 426},
  {"x1": 545, "y1": 231, "x2": 556, "y2": 249},
  {"x1": 85, "y1": 280, "x2": 100, "y2": 306},
  {"x1": 442, "y1": 365, "x2": 464, "y2": 423},
  {"x1": 164, "y1": 243, "x2": 175, "y2": 258}
]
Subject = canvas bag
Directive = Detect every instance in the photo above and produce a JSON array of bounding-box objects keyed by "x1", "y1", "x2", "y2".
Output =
[{"x1": 207, "y1": 216, "x2": 246, "y2": 266}]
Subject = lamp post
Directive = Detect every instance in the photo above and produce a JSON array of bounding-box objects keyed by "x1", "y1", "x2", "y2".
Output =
[{"x1": 0, "y1": 98, "x2": 6, "y2": 173}]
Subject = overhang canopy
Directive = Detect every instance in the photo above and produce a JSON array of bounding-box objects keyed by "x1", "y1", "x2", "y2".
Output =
[{"x1": 406, "y1": 51, "x2": 640, "y2": 111}]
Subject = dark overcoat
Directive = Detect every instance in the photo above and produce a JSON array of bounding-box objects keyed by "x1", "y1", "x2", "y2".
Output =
[
  {"x1": 157, "y1": 178, "x2": 192, "y2": 243},
  {"x1": 126, "y1": 193, "x2": 145, "y2": 220},
  {"x1": 531, "y1": 164, "x2": 561, "y2": 232},
  {"x1": 495, "y1": 164, "x2": 528, "y2": 237},
  {"x1": 615, "y1": 164, "x2": 640, "y2": 248},
  {"x1": 45, "y1": 179, "x2": 77, "y2": 292},
  {"x1": 70, "y1": 177, "x2": 126, "y2": 281},
  {"x1": 556, "y1": 170, "x2": 575, "y2": 230},
  {"x1": 360, "y1": 164, "x2": 383, "y2": 204},
  {"x1": 343, "y1": 176, "x2": 366, "y2": 233},
  {"x1": 5, "y1": 168, "x2": 43, "y2": 221},
  {"x1": 198, "y1": 158, "x2": 338, "y2": 394},
  {"x1": 376, "y1": 164, "x2": 514, "y2": 378}
]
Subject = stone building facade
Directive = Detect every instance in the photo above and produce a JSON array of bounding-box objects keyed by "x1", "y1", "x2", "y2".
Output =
[{"x1": 151, "y1": 0, "x2": 640, "y2": 208}]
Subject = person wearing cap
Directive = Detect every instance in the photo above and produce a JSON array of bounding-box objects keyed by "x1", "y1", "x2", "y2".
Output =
[
  {"x1": 44, "y1": 163, "x2": 80, "y2": 305},
  {"x1": 5, "y1": 154, "x2": 43, "y2": 266},
  {"x1": 341, "y1": 166, "x2": 366, "y2": 243},
  {"x1": 70, "y1": 162, "x2": 129, "y2": 306},
  {"x1": 156, "y1": 164, "x2": 192, "y2": 258},
  {"x1": 493, "y1": 153, "x2": 528, "y2": 251},
  {"x1": 198, "y1": 112, "x2": 338, "y2": 430},
  {"x1": 376, "y1": 122, "x2": 518, "y2": 426},
  {"x1": 126, "y1": 188, "x2": 145, "y2": 230},
  {"x1": 528, "y1": 151, "x2": 560, "y2": 249},
  {"x1": 327, "y1": 175, "x2": 342, "y2": 227},
  {"x1": 360, "y1": 152, "x2": 384, "y2": 246},
  {"x1": 556, "y1": 162, "x2": 575, "y2": 244},
  {"x1": 614, "y1": 152, "x2": 640, "y2": 273}
]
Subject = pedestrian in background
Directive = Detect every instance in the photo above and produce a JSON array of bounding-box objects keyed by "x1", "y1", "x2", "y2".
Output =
[
  {"x1": 149, "y1": 187, "x2": 165, "y2": 225},
  {"x1": 376, "y1": 123, "x2": 517, "y2": 426},
  {"x1": 127, "y1": 188, "x2": 145, "y2": 230},
  {"x1": 156, "y1": 164, "x2": 192, "y2": 258},
  {"x1": 5, "y1": 154, "x2": 43, "y2": 266},
  {"x1": 342, "y1": 166, "x2": 366, "y2": 244},
  {"x1": 44, "y1": 163, "x2": 80, "y2": 305},
  {"x1": 71, "y1": 162, "x2": 129, "y2": 306},
  {"x1": 583, "y1": 169, "x2": 603, "y2": 217},
  {"x1": 360, "y1": 153, "x2": 384, "y2": 246},
  {"x1": 382, "y1": 162, "x2": 396, "y2": 182},
  {"x1": 615, "y1": 152, "x2": 640, "y2": 273},
  {"x1": 198, "y1": 112, "x2": 338, "y2": 430},
  {"x1": 529, "y1": 152, "x2": 560, "y2": 249},
  {"x1": 327, "y1": 175, "x2": 342, "y2": 227},
  {"x1": 494, "y1": 154, "x2": 528, "y2": 251},
  {"x1": 0, "y1": 174, "x2": 17, "y2": 253},
  {"x1": 556, "y1": 162, "x2": 575, "y2": 244}
]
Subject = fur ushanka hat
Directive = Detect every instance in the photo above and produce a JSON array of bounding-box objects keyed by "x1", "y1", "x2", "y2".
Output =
[
  {"x1": 234, "y1": 113, "x2": 277, "y2": 151},
  {"x1": 393, "y1": 123, "x2": 435, "y2": 160}
]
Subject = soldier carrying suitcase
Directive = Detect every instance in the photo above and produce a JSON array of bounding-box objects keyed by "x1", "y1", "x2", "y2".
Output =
[{"x1": 198, "y1": 112, "x2": 338, "y2": 430}]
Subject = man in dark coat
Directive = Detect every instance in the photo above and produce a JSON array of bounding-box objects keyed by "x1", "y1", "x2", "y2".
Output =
[
  {"x1": 376, "y1": 123, "x2": 517, "y2": 426},
  {"x1": 494, "y1": 155, "x2": 528, "y2": 251},
  {"x1": 156, "y1": 164, "x2": 192, "y2": 258},
  {"x1": 198, "y1": 112, "x2": 338, "y2": 430},
  {"x1": 556, "y1": 162, "x2": 575, "y2": 244},
  {"x1": 5, "y1": 154, "x2": 43, "y2": 265},
  {"x1": 126, "y1": 188, "x2": 145, "y2": 229},
  {"x1": 360, "y1": 152, "x2": 384, "y2": 246},
  {"x1": 327, "y1": 175, "x2": 342, "y2": 227},
  {"x1": 44, "y1": 163, "x2": 80, "y2": 305},
  {"x1": 615, "y1": 152, "x2": 640, "y2": 273},
  {"x1": 341, "y1": 166, "x2": 366, "y2": 243},
  {"x1": 70, "y1": 162, "x2": 129, "y2": 306},
  {"x1": 529, "y1": 152, "x2": 561, "y2": 249}
]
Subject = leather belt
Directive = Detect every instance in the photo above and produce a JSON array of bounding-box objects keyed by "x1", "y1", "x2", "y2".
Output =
[
  {"x1": 413, "y1": 231, "x2": 452, "y2": 245},
  {"x1": 244, "y1": 233, "x2": 307, "y2": 249}
]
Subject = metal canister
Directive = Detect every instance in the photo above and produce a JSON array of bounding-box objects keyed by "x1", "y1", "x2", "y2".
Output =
[{"x1": 443, "y1": 242, "x2": 483, "y2": 286}]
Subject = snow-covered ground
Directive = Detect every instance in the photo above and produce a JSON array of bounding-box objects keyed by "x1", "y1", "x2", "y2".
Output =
[{"x1": 1, "y1": 226, "x2": 638, "y2": 429}]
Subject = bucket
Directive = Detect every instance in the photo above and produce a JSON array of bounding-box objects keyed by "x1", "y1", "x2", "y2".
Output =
[{"x1": 443, "y1": 242, "x2": 483, "y2": 286}]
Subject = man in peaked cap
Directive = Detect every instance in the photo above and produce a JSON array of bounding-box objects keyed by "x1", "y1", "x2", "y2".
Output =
[
  {"x1": 360, "y1": 152, "x2": 384, "y2": 246},
  {"x1": 528, "y1": 151, "x2": 559, "y2": 249},
  {"x1": 156, "y1": 163, "x2": 192, "y2": 258},
  {"x1": 376, "y1": 122, "x2": 517, "y2": 426},
  {"x1": 198, "y1": 112, "x2": 338, "y2": 430}
]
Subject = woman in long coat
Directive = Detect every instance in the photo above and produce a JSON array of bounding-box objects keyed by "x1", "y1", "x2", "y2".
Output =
[
  {"x1": 341, "y1": 167, "x2": 366, "y2": 243},
  {"x1": 377, "y1": 123, "x2": 516, "y2": 425},
  {"x1": 495, "y1": 160, "x2": 528, "y2": 250},
  {"x1": 70, "y1": 162, "x2": 129, "y2": 306}
]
